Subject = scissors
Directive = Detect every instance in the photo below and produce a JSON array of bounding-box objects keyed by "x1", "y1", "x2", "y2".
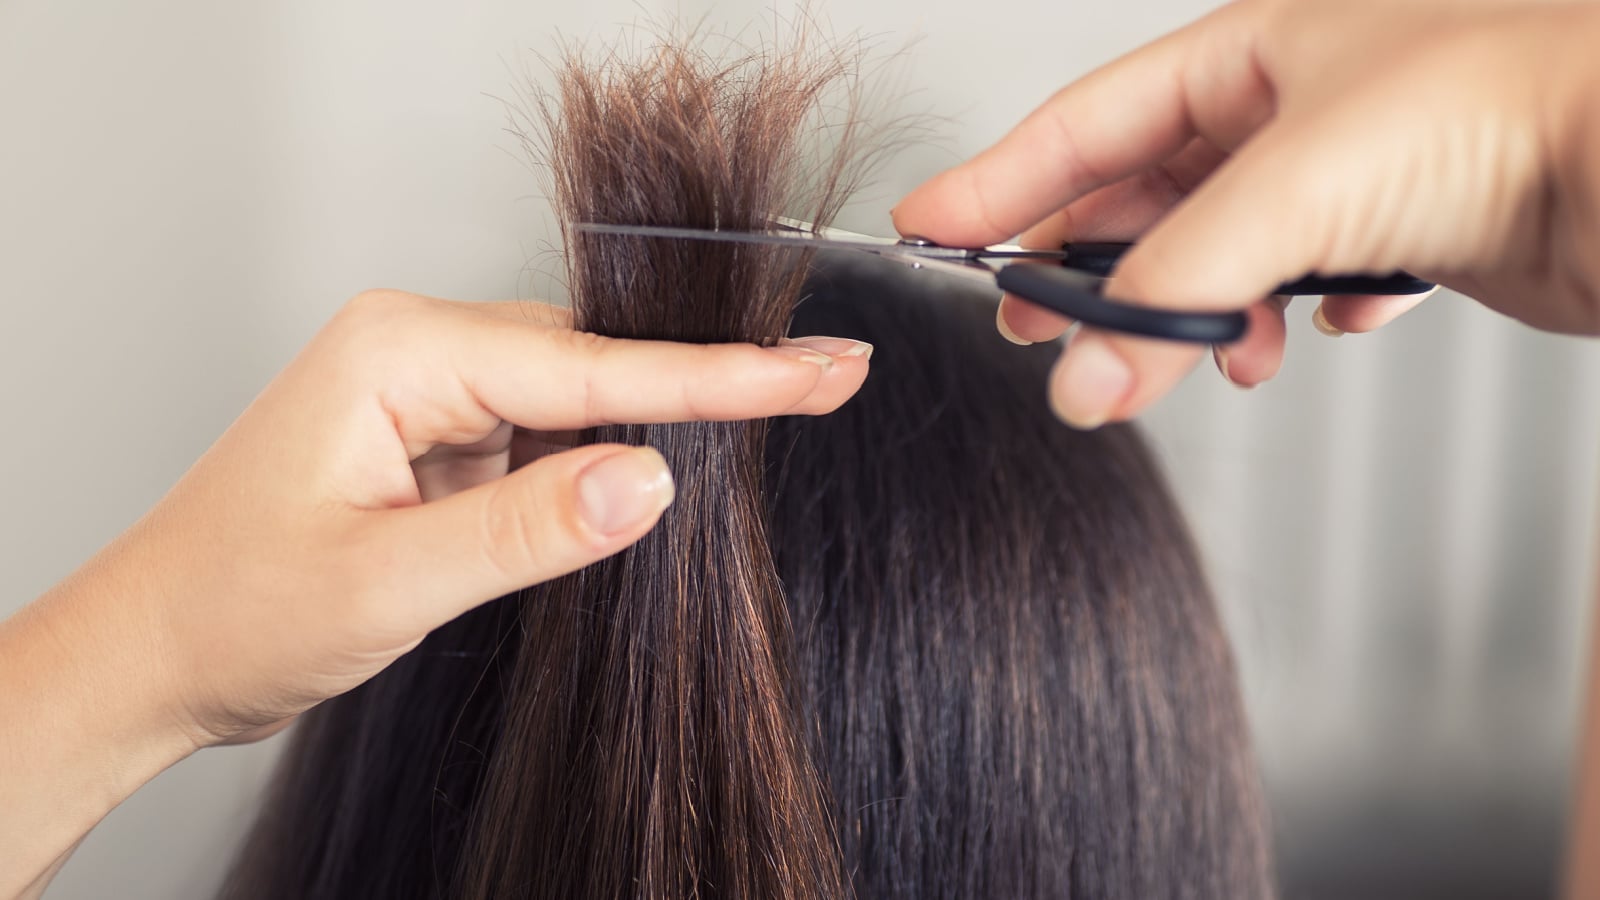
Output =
[{"x1": 574, "y1": 218, "x2": 1435, "y2": 344}]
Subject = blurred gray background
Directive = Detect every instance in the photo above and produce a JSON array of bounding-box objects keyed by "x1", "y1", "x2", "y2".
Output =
[{"x1": 2, "y1": 1, "x2": 1597, "y2": 897}]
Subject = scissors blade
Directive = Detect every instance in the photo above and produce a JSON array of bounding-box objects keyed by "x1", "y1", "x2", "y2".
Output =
[
  {"x1": 575, "y1": 220, "x2": 1050, "y2": 293},
  {"x1": 572, "y1": 222, "x2": 922, "y2": 256}
]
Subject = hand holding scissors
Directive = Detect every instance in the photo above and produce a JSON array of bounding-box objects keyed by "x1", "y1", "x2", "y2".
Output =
[{"x1": 892, "y1": 0, "x2": 1600, "y2": 427}]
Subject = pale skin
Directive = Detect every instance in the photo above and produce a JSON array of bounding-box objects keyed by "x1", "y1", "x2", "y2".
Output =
[
  {"x1": 894, "y1": 0, "x2": 1600, "y2": 426},
  {"x1": 7, "y1": 0, "x2": 1600, "y2": 897}
]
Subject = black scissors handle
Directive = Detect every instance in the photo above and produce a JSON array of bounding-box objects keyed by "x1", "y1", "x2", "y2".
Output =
[
  {"x1": 993, "y1": 243, "x2": 1436, "y2": 345},
  {"x1": 995, "y1": 265, "x2": 1248, "y2": 343}
]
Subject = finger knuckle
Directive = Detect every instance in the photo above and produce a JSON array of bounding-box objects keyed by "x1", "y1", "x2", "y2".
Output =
[
  {"x1": 551, "y1": 329, "x2": 620, "y2": 424},
  {"x1": 332, "y1": 289, "x2": 438, "y2": 348},
  {"x1": 681, "y1": 344, "x2": 741, "y2": 419},
  {"x1": 477, "y1": 477, "x2": 562, "y2": 585},
  {"x1": 342, "y1": 288, "x2": 426, "y2": 321}
]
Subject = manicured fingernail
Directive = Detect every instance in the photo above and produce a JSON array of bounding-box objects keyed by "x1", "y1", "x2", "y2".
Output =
[
  {"x1": 995, "y1": 303, "x2": 1033, "y2": 346},
  {"x1": 1050, "y1": 335, "x2": 1132, "y2": 429},
  {"x1": 577, "y1": 447, "x2": 675, "y2": 536},
  {"x1": 1213, "y1": 346, "x2": 1255, "y2": 391},
  {"x1": 769, "y1": 344, "x2": 836, "y2": 368},
  {"x1": 1312, "y1": 303, "x2": 1344, "y2": 338},
  {"x1": 783, "y1": 336, "x2": 874, "y2": 359}
]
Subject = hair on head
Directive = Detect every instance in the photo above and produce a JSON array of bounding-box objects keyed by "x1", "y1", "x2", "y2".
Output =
[{"x1": 771, "y1": 252, "x2": 1275, "y2": 898}]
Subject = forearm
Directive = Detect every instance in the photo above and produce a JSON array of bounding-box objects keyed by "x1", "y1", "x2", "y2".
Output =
[{"x1": 0, "y1": 542, "x2": 197, "y2": 899}]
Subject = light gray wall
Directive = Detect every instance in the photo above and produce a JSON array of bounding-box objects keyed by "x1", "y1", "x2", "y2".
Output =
[{"x1": 2, "y1": 1, "x2": 1595, "y2": 897}]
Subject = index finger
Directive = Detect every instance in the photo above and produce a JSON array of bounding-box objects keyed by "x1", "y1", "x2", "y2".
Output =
[
  {"x1": 465, "y1": 326, "x2": 872, "y2": 430},
  {"x1": 348, "y1": 295, "x2": 872, "y2": 459},
  {"x1": 891, "y1": 3, "x2": 1271, "y2": 247}
]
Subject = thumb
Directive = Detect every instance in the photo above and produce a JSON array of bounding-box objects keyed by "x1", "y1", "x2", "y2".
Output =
[{"x1": 364, "y1": 443, "x2": 674, "y2": 631}]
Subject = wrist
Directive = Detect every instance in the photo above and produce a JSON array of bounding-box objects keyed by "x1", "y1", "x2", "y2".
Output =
[{"x1": 0, "y1": 546, "x2": 198, "y2": 897}]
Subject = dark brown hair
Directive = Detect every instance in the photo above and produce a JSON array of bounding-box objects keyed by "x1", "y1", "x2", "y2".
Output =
[
  {"x1": 451, "y1": 29, "x2": 878, "y2": 898},
  {"x1": 770, "y1": 253, "x2": 1273, "y2": 898},
  {"x1": 219, "y1": 24, "x2": 1273, "y2": 900}
]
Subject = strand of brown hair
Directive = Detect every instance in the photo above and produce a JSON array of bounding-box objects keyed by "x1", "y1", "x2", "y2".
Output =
[{"x1": 457, "y1": 24, "x2": 886, "y2": 899}]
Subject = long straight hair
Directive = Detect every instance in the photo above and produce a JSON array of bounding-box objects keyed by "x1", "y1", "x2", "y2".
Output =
[
  {"x1": 771, "y1": 253, "x2": 1273, "y2": 898},
  {"x1": 219, "y1": 24, "x2": 1273, "y2": 900}
]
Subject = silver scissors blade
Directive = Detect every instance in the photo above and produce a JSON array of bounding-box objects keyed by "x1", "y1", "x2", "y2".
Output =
[
  {"x1": 571, "y1": 221, "x2": 915, "y2": 256},
  {"x1": 571, "y1": 219, "x2": 1067, "y2": 263}
]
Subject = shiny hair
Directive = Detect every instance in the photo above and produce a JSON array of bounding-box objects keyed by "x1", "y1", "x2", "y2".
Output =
[{"x1": 219, "y1": 24, "x2": 1273, "y2": 900}]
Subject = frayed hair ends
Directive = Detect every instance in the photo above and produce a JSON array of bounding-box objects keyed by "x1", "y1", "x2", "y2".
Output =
[
  {"x1": 507, "y1": 25, "x2": 898, "y2": 342},
  {"x1": 218, "y1": 22, "x2": 1276, "y2": 900}
]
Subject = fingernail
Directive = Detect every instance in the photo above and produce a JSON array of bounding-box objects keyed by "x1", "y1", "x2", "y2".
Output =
[
  {"x1": 577, "y1": 447, "x2": 675, "y2": 536},
  {"x1": 1050, "y1": 335, "x2": 1132, "y2": 429},
  {"x1": 1213, "y1": 346, "x2": 1256, "y2": 391},
  {"x1": 769, "y1": 344, "x2": 836, "y2": 368},
  {"x1": 995, "y1": 303, "x2": 1033, "y2": 346},
  {"x1": 1312, "y1": 303, "x2": 1344, "y2": 338},
  {"x1": 783, "y1": 336, "x2": 874, "y2": 359}
]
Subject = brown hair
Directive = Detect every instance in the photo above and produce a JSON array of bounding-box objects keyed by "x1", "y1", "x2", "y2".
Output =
[
  {"x1": 219, "y1": 23, "x2": 1273, "y2": 900},
  {"x1": 453, "y1": 28, "x2": 881, "y2": 898}
]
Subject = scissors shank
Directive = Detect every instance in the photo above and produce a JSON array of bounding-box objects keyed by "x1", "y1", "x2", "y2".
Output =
[{"x1": 876, "y1": 251, "x2": 1003, "y2": 287}]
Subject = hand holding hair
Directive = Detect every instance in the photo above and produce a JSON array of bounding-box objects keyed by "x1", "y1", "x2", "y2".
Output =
[
  {"x1": 894, "y1": 0, "x2": 1600, "y2": 428},
  {"x1": 0, "y1": 290, "x2": 870, "y2": 899}
]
